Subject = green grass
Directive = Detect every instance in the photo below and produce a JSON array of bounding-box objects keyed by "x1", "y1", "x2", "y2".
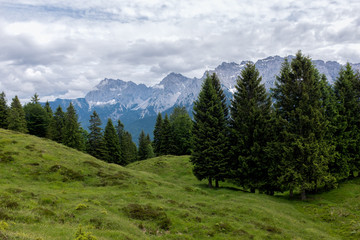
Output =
[{"x1": 0, "y1": 128, "x2": 360, "y2": 239}]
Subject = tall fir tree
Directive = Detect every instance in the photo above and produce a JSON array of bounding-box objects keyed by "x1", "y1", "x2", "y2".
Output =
[
  {"x1": 0, "y1": 92, "x2": 9, "y2": 128},
  {"x1": 333, "y1": 63, "x2": 360, "y2": 178},
  {"x1": 159, "y1": 114, "x2": 174, "y2": 155},
  {"x1": 48, "y1": 106, "x2": 65, "y2": 143},
  {"x1": 191, "y1": 73, "x2": 229, "y2": 188},
  {"x1": 153, "y1": 113, "x2": 163, "y2": 156},
  {"x1": 103, "y1": 118, "x2": 122, "y2": 164},
  {"x1": 7, "y1": 96, "x2": 27, "y2": 133},
  {"x1": 169, "y1": 106, "x2": 193, "y2": 155},
  {"x1": 230, "y1": 63, "x2": 272, "y2": 193},
  {"x1": 87, "y1": 111, "x2": 106, "y2": 160},
  {"x1": 115, "y1": 120, "x2": 137, "y2": 164},
  {"x1": 24, "y1": 94, "x2": 49, "y2": 137},
  {"x1": 138, "y1": 130, "x2": 149, "y2": 160},
  {"x1": 63, "y1": 103, "x2": 83, "y2": 151},
  {"x1": 272, "y1": 52, "x2": 335, "y2": 200}
]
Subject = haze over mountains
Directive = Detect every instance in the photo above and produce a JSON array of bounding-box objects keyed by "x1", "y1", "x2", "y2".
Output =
[{"x1": 47, "y1": 55, "x2": 360, "y2": 141}]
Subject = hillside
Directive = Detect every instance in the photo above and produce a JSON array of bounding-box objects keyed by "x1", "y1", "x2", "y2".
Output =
[{"x1": 0, "y1": 129, "x2": 360, "y2": 239}]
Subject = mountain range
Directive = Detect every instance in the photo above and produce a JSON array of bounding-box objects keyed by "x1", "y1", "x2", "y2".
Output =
[{"x1": 47, "y1": 55, "x2": 360, "y2": 142}]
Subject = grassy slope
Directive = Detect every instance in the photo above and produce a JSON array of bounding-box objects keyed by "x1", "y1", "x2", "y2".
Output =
[{"x1": 0, "y1": 129, "x2": 359, "y2": 239}]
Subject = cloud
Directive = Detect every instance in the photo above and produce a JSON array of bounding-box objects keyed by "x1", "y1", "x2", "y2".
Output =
[{"x1": 0, "y1": 0, "x2": 359, "y2": 102}]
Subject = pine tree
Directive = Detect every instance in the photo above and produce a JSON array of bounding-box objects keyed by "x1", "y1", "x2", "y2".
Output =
[
  {"x1": 153, "y1": 113, "x2": 163, "y2": 156},
  {"x1": 272, "y1": 52, "x2": 335, "y2": 200},
  {"x1": 333, "y1": 63, "x2": 360, "y2": 177},
  {"x1": 48, "y1": 106, "x2": 65, "y2": 143},
  {"x1": 103, "y1": 118, "x2": 122, "y2": 164},
  {"x1": 63, "y1": 103, "x2": 83, "y2": 151},
  {"x1": 169, "y1": 106, "x2": 193, "y2": 155},
  {"x1": 7, "y1": 96, "x2": 27, "y2": 133},
  {"x1": 138, "y1": 130, "x2": 149, "y2": 160},
  {"x1": 24, "y1": 94, "x2": 49, "y2": 137},
  {"x1": 191, "y1": 74, "x2": 229, "y2": 188},
  {"x1": 115, "y1": 120, "x2": 137, "y2": 164},
  {"x1": 230, "y1": 62, "x2": 272, "y2": 193},
  {"x1": 0, "y1": 92, "x2": 9, "y2": 128},
  {"x1": 87, "y1": 111, "x2": 106, "y2": 160},
  {"x1": 159, "y1": 114, "x2": 173, "y2": 155}
]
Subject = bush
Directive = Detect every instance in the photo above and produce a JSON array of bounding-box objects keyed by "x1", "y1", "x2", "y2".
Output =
[{"x1": 74, "y1": 225, "x2": 97, "y2": 240}]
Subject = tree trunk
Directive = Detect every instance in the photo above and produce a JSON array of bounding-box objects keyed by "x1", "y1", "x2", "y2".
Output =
[
  {"x1": 215, "y1": 179, "x2": 219, "y2": 188},
  {"x1": 208, "y1": 177, "x2": 213, "y2": 188},
  {"x1": 250, "y1": 187, "x2": 255, "y2": 193},
  {"x1": 301, "y1": 189, "x2": 306, "y2": 201},
  {"x1": 289, "y1": 188, "x2": 293, "y2": 198}
]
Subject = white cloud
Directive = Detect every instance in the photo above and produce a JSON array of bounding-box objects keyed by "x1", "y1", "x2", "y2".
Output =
[{"x1": 0, "y1": 0, "x2": 359, "y2": 101}]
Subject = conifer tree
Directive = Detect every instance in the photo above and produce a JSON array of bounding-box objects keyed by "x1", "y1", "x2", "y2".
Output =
[
  {"x1": 24, "y1": 94, "x2": 49, "y2": 137},
  {"x1": 103, "y1": 118, "x2": 122, "y2": 164},
  {"x1": 272, "y1": 52, "x2": 335, "y2": 200},
  {"x1": 48, "y1": 106, "x2": 65, "y2": 143},
  {"x1": 153, "y1": 113, "x2": 163, "y2": 156},
  {"x1": 87, "y1": 111, "x2": 106, "y2": 160},
  {"x1": 0, "y1": 92, "x2": 9, "y2": 128},
  {"x1": 191, "y1": 74, "x2": 229, "y2": 188},
  {"x1": 159, "y1": 114, "x2": 173, "y2": 155},
  {"x1": 169, "y1": 106, "x2": 193, "y2": 155},
  {"x1": 230, "y1": 62, "x2": 272, "y2": 193},
  {"x1": 333, "y1": 63, "x2": 360, "y2": 177},
  {"x1": 8, "y1": 96, "x2": 27, "y2": 133},
  {"x1": 116, "y1": 120, "x2": 138, "y2": 164},
  {"x1": 63, "y1": 103, "x2": 83, "y2": 151},
  {"x1": 138, "y1": 130, "x2": 150, "y2": 160}
]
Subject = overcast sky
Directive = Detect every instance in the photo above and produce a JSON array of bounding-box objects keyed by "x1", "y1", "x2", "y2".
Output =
[{"x1": 1, "y1": 0, "x2": 359, "y2": 102}]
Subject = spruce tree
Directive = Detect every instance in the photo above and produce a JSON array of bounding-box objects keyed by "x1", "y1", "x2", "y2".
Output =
[
  {"x1": 191, "y1": 74, "x2": 229, "y2": 188},
  {"x1": 153, "y1": 113, "x2": 163, "y2": 156},
  {"x1": 103, "y1": 118, "x2": 122, "y2": 164},
  {"x1": 138, "y1": 130, "x2": 149, "y2": 160},
  {"x1": 0, "y1": 92, "x2": 9, "y2": 128},
  {"x1": 24, "y1": 94, "x2": 49, "y2": 137},
  {"x1": 87, "y1": 111, "x2": 106, "y2": 160},
  {"x1": 8, "y1": 96, "x2": 27, "y2": 133},
  {"x1": 159, "y1": 114, "x2": 173, "y2": 155},
  {"x1": 63, "y1": 103, "x2": 83, "y2": 151},
  {"x1": 48, "y1": 106, "x2": 65, "y2": 143},
  {"x1": 333, "y1": 63, "x2": 360, "y2": 177},
  {"x1": 115, "y1": 120, "x2": 137, "y2": 164},
  {"x1": 169, "y1": 106, "x2": 193, "y2": 155},
  {"x1": 272, "y1": 52, "x2": 335, "y2": 200},
  {"x1": 230, "y1": 62, "x2": 272, "y2": 193}
]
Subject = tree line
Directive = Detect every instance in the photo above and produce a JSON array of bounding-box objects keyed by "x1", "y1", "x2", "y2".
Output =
[
  {"x1": 191, "y1": 51, "x2": 360, "y2": 200},
  {"x1": 0, "y1": 94, "x2": 140, "y2": 164}
]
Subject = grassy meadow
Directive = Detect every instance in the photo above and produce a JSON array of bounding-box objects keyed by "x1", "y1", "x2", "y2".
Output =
[{"x1": 0, "y1": 128, "x2": 360, "y2": 239}]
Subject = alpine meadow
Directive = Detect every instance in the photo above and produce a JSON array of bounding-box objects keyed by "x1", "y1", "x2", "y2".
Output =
[{"x1": 1, "y1": 50, "x2": 360, "y2": 239}]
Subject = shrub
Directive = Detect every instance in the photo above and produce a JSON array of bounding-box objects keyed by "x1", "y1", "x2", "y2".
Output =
[
  {"x1": 74, "y1": 225, "x2": 97, "y2": 240},
  {"x1": 75, "y1": 203, "x2": 88, "y2": 210}
]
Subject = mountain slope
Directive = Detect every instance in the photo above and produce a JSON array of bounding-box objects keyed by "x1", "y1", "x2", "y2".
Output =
[{"x1": 1, "y1": 129, "x2": 360, "y2": 239}]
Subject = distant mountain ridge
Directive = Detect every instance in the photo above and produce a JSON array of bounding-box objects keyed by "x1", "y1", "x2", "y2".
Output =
[{"x1": 47, "y1": 55, "x2": 360, "y2": 141}]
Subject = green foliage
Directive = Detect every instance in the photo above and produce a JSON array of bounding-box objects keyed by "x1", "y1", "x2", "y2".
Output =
[
  {"x1": 48, "y1": 106, "x2": 65, "y2": 143},
  {"x1": 87, "y1": 111, "x2": 106, "y2": 160},
  {"x1": 74, "y1": 225, "x2": 97, "y2": 240},
  {"x1": 191, "y1": 73, "x2": 229, "y2": 187},
  {"x1": 159, "y1": 114, "x2": 174, "y2": 155},
  {"x1": 153, "y1": 113, "x2": 163, "y2": 156},
  {"x1": 333, "y1": 63, "x2": 360, "y2": 178},
  {"x1": 63, "y1": 103, "x2": 84, "y2": 151},
  {"x1": 24, "y1": 100, "x2": 49, "y2": 138},
  {"x1": 0, "y1": 92, "x2": 9, "y2": 129},
  {"x1": 230, "y1": 62, "x2": 273, "y2": 192},
  {"x1": 138, "y1": 130, "x2": 153, "y2": 160},
  {"x1": 170, "y1": 106, "x2": 193, "y2": 155},
  {"x1": 7, "y1": 96, "x2": 27, "y2": 133},
  {"x1": 272, "y1": 51, "x2": 335, "y2": 199},
  {"x1": 116, "y1": 120, "x2": 137, "y2": 164},
  {"x1": 103, "y1": 118, "x2": 122, "y2": 164}
]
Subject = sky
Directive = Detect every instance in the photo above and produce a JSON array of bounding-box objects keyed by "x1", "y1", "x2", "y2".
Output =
[{"x1": 0, "y1": 0, "x2": 360, "y2": 102}]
